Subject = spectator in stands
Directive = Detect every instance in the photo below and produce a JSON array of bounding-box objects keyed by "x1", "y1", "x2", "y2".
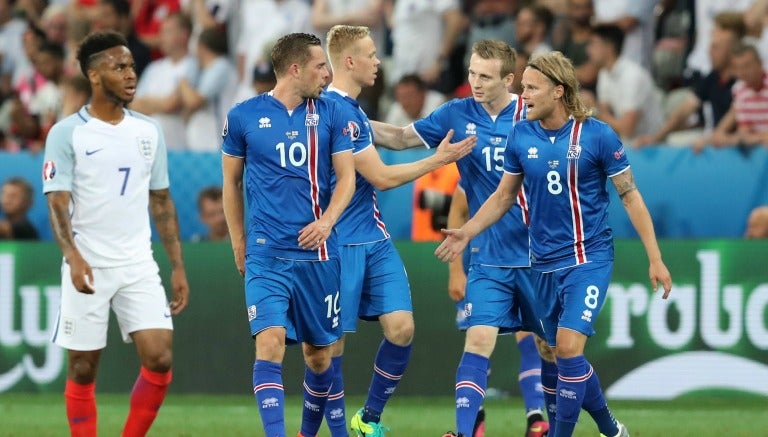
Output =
[
  {"x1": 686, "y1": 0, "x2": 751, "y2": 80},
  {"x1": 514, "y1": 4, "x2": 554, "y2": 58},
  {"x1": 59, "y1": 75, "x2": 91, "y2": 119},
  {"x1": 40, "y1": 4, "x2": 68, "y2": 47},
  {"x1": 131, "y1": 0, "x2": 181, "y2": 55},
  {"x1": 312, "y1": 0, "x2": 386, "y2": 118},
  {"x1": 745, "y1": 206, "x2": 768, "y2": 238},
  {"x1": 651, "y1": 0, "x2": 693, "y2": 91},
  {"x1": 234, "y1": 0, "x2": 312, "y2": 103},
  {"x1": 9, "y1": 39, "x2": 64, "y2": 152},
  {"x1": 694, "y1": 42, "x2": 768, "y2": 152},
  {"x1": 0, "y1": 177, "x2": 39, "y2": 240},
  {"x1": 386, "y1": 0, "x2": 467, "y2": 93},
  {"x1": 412, "y1": 163, "x2": 459, "y2": 242},
  {"x1": 635, "y1": 11, "x2": 743, "y2": 148},
  {"x1": 463, "y1": 0, "x2": 517, "y2": 70},
  {"x1": 91, "y1": 0, "x2": 151, "y2": 77},
  {"x1": 384, "y1": 74, "x2": 446, "y2": 127},
  {"x1": 0, "y1": 0, "x2": 30, "y2": 93},
  {"x1": 131, "y1": 12, "x2": 198, "y2": 150},
  {"x1": 552, "y1": 0, "x2": 598, "y2": 91},
  {"x1": 191, "y1": 185, "x2": 229, "y2": 242},
  {"x1": 589, "y1": 24, "x2": 663, "y2": 141},
  {"x1": 251, "y1": 62, "x2": 276, "y2": 96},
  {"x1": 179, "y1": 26, "x2": 236, "y2": 151},
  {"x1": 592, "y1": 0, "x2": 656, "y2": 71}
]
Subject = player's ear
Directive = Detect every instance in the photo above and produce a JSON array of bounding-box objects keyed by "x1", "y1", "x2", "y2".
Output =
[{"x1": 553, "y1": 84, "x2": 564, "y2": 100}]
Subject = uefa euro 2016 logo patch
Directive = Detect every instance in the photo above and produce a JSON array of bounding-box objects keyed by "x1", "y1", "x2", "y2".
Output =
[
  {"x1": 42, "y1": 161, "x2": 56, "y2": 181},
  {"x1": 343, "y1": 121, "x2": 360, "y2": 140},
  {"x1": 567, "y1": 144, "x2": 582, "y2": 159}
]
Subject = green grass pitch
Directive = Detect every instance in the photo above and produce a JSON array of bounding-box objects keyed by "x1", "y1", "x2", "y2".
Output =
[{"x1": 1, "y1": 393, "x2": 766, "y2": 436}]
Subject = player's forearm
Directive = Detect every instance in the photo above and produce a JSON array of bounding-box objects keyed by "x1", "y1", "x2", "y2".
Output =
[
  {"x1": 149, "y1": 189, "x2": 185, "y2": 270},
  {"x1": 370, "y1": 120, "x2": 421, "y2": 150},
  {"x1": 622, "y1": 190, "x2": 663, "y2": 262},
  {"x1": 222, "y1": 179, "x2": 245, "y2": 242},
  {"x1": 375, "y1": 154, "x2": 446, "y2": 190},
  {"x1": 463, "y1": 188, "x2": 515, "y2": 241},
  {"x1": 322, "y1": 172, "x2": 355, "y2": 226},
  {"x1": 46, "y1": 191, "x2": 82, "y2": 262}
]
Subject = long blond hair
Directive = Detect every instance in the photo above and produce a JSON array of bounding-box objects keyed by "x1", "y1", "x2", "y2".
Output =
[{"x1": 527, "y1": 51, "x2": 592, "y2": 121}]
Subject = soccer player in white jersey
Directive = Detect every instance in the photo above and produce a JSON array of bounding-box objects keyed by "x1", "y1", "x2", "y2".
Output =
[
  {"x1": 42, "y1": 31, "x2": 189, "y2": 437},
  {"x1": 221, "y1": 33, "x2": 356, "y2": 437},
  {"x1": 372, "y1": 40, "x2": 549, "y2": 437},
  {"x1": 435, "y1": 51, "x2": 673, "y2": 437},
  {"x1": 321, "y1": 25, "x2": 476, "y2": 437}
]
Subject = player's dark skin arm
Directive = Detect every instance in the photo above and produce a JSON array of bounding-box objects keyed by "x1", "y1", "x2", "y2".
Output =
[
  {"x1": 46, "y1": 190, "x2": 95, "y2": 294},
  {"x1": 610, "y1": 169, "x2": 672, "y2": 298},
  {"x1": 149, "y1": 188, "x2": 190, "y2": 314}
]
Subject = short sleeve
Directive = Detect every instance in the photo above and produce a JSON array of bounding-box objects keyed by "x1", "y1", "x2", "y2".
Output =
[
  {"x1": 412, "y1": 100, "x2": 455, "y2": 149},
  {"x1": 150, "y1": 121, "x2": 170, "y2": 190},
  {"x1": 343, "y1": 105, "x2": 373, "y2": 154},
  {"x1": 599, "y1": 123, "x2": 630, "y2": 177},
  {"x1": 503, "y1": 124, "x2": 524, "y2": 174},
  {"x1": 329, "y1": 101, "x2": 354, "y2": 155},
  {"x1": 221, "y1": 106, "x2": 246, "y2": 158},
  {"x1": 42, "y1": 121, "x2": 75, "y2": 193}
]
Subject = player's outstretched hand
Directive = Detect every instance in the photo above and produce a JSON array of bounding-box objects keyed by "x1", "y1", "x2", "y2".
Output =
[
  {"x1": 170, "y1": 267, "x2": 189, "y2": 315},
  {"x1": 649, "y1": 259, "x2": 672, "y2": 299},
  {"x1": 298, "y1": 219, "x2": 332, "y2": 250},
  {"x1": 448, "y1": 268, "x2": 467, "y2": 302},
  {"x1": 435, "y1": 228, "x2": 470, "y2": 263},
  {"x1": 232, "y1": 237, "x2": 245, "y2": 276},
  {"x1": 69, "y1": 254, "x2": 95, "y2": 294},
  {"x1": 435, "y1": 129, "x2": 477, "y2": 165}
]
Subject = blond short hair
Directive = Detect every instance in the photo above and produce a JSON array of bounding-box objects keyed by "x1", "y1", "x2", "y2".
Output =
[{"x1": 326, "y1": 25, "x2": 370, "y2": 70}]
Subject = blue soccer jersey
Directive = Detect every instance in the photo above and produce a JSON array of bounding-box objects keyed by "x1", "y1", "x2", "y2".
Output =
[
  {"x1": 222, "y1": 93, "x2": 353, "y2": 260},
  {"x1": 413, "y1": 96, "x2": 530, "y2": 267},
  {"x1": 323, "y1": 87, "x2": 389, "y2": 245},
  {"x1": 504, "y1": 117, "x2": 630, "y2": 271}
]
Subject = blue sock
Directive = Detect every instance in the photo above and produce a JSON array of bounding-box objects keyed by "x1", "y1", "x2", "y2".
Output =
[
  {"x1": 253, "y1": 360, "x2": 286, "y2": 437},
  {"x1": 540, "y1": 359, "x2": 558, "y2": 434},
  {"x1": 582, "y1": 363, "x2": 618, "y2": 436},
  {"x1": 455, "y1": 352, "x2": 489, "y2": 436},
  {"x1": 553, "y1": 355, "x2": 589, "y2": 437},
  {"x1": 300, "y1": 365, "x2": 333, "y2": 437},
  {"x1": 362, "y1": 339, "x2": 412, "y2": 422},
  {"x1": 517, "y1": 335, "x2": 545, "y2": 413},
  {"x1": 324, "y1": 356, "x2": 349, "y2": 437}
]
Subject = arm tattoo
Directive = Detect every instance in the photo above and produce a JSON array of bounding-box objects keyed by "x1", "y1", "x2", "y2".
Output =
[
  {"x1": 614, "y1": 170, "x2": 638, "y2": 199},
  {"x1": 47, "y1": 192, "x2": 76, "y2": 255},
  {"x1": 150, "y1": 189, "x2": 184, "y2": 269}
]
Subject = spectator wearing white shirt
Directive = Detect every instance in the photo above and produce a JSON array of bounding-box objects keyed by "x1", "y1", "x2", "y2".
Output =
[
  {"x1": 131, "y1": 12, "x2": 198, "y2": 149},
  {"x1": 589, "y1": 24, "x2": 663, "y2": 141},
  {"x1": 384, "y1": 74, "x2": 446, "y2": 127},
  {"x1": 179, "y1": 26, "x2": 236, "y2": 151}
]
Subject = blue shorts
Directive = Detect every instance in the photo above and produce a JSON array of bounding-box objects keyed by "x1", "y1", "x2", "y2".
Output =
[
  {"x1": 245, "y1": 255, "x2": 342, "y2": 346},
  {"x1": 339, "y1": 239, "x2": 412, "y2": 332},
  {"x1": 533, "y1": 261, "x2": 613, "y2": 347},
  {"x1": 463, "y1": 264, "x2": 544, "y2": 337}
]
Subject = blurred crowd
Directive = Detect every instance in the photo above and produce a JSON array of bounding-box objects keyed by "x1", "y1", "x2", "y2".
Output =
[{"x1": 2, "y1": 0, "x2": 768, "y2": 239}]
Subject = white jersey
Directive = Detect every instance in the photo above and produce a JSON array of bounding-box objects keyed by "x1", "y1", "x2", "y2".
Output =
[{"x1": 42, "y1": 106, "x2": 169, "y2": 268}]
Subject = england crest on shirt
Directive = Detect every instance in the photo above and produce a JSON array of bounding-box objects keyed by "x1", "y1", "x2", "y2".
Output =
[
  {"x1": 137, "y1": 137, "x2": 155, "y2": 160},
  {"x1": 567, "y1": 144, "x2": 581, "y2": 159}
]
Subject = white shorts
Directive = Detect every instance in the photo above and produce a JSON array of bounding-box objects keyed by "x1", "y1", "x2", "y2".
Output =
[{"x1": 51, "y1": 260, "x2": 173, "y2": 351}]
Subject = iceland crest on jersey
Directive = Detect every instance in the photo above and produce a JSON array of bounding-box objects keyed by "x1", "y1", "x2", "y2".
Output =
[
  {"x1": 137, "y1": 137, "x2": 155, "y2": 160},
  {"x1": 305, "y1": 113, "x2": 319, "y2": 126},
  {"x1": 42, "y1": 160, "x2": 56, "y2": 181},
  {"x1": 567, "y1": 144, "x2": 582, "y2": 159},
  {"x1": 343, "y1": 121, "x2": 360, "y2": 140}
]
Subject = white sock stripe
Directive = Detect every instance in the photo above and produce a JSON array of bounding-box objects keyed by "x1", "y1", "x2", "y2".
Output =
[
  {"x1": 253, "y1": 383, "x2": 284, "y2": 393},
  {"x1": 541, "y1": 385, "x2": 557, "y2": 394},
  {"x1": 303, "y1": 381, "x2": 330, "y2": 397},
  {"x1": 328, "y1": 391, "x2": 345, "y2": 400},
  {"x1": 558, "y1": 365, "x2": 594, "y2": 383},
  {"x1": 455, "y1": 381, "x2": 486, "y2": 397},
  {"x1": 518, "y1": 369, "x2": 542, "y2": 380},
  {"x1": 373, "y1": 365, "x2": 402, "y2": 380}
]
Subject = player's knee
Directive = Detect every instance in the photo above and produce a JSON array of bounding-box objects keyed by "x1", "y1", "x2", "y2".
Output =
[
  {"x1": 143, "y1": 349, "x2": 173, "y2": 373},
  {"x1": 68, "y1": 358, "x2": 98, "y2": 383},
  {"x1": 384, "y1": 318, "x2": 414, "y2": 346},
  {"x1": 464, "y1": 328, "x2": 495, "y2": 356},
  {"x1": 534, "y1": 335, "x2": 556, "y2": 362}
]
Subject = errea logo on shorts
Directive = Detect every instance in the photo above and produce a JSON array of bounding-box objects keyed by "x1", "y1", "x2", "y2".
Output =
[
  {"x1": 247, "y1": 305, "x2": 257, "y2": 321},
  {"x1": 261, "y1": 397, "x2": 279, "y2": 408}
]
